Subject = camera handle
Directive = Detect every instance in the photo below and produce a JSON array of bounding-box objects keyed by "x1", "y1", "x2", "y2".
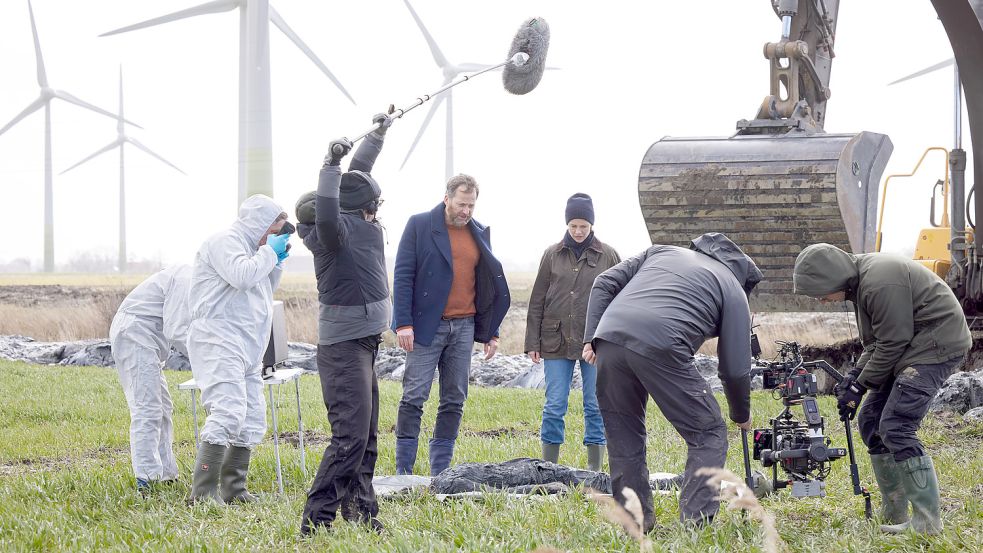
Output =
[
  {"x1": 843, "y1": 418, "x2": 874, "y2": 519},
  {"x1": 741, "y1": 429, "x2": 754, "y2": 490},
  {"x1": 810, "y1": 359, "x2": 874, "y2": 520}
]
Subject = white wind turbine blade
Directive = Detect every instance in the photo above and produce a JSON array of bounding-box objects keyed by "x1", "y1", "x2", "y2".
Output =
[
  {"x1": 59, "y1": 140, "x2": 121, "y2": 174},
  {"x1": 402, "y1": 0, "x2": 450, "y2": 69},
  {"x1": 400, "y1": 92, "x2": 447, "y2": 170},
  {"x1": 52, "y1": 90, "x2": 142, "y2": 128},
  {"x1": 0, "y1": 97, "x2": 45, "y2": 136},
  {"x1": 268, "y1": 5, "x2": 356, "y2": 105},
  {"x1": 889, "y1": 59, "x2": 954, "y2": 86},
  {"x1": 99, "y1": 0, "x2": 239, "y2": 37},
  {"x1": 27, "y1": 0, "x2": 48, "y2": 87},
  {"x1": 127, "y1": 137, "x2": 186, "y2": 174}
]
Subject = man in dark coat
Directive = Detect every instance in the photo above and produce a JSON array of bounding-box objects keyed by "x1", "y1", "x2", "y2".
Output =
[
  {"x1": 584, "y1": 233, "x2": 762, "y2": 531},
  {"x1": 392, "y1": 174, "x2": 510, "y2": 476}
]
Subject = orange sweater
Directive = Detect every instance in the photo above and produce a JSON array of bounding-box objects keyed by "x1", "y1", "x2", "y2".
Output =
[{"x1": 442, "y1": 225, "x2": 479, "y2": 318}]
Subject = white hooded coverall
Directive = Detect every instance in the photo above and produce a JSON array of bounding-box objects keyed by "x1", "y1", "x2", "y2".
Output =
[
  {"x1": 109, "y1": 264, "x2": 193, "y2": 482},
  {"x1": 187, "y1": 194, "x2": 284, "y2": 448}
]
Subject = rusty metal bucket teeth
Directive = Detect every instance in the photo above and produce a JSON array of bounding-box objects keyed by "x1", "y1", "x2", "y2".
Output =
[{"x1": 638, "y1": 132, "x2": 893, "y2": 311}]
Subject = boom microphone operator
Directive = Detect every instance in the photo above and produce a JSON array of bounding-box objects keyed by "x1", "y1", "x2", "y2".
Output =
[{"x1": 332, "y1": 16, "x2": 551, "y2": 155}]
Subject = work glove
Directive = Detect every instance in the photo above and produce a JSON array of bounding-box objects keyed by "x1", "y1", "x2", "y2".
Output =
[
  {"x1": 370, "y1": 112, "x2": 393, "y2": 138},
  {"x1": 835, "y1": 366, "x2": 863, "y2": 396},
  {"x1": 836, "y1": 379, "x2": 867, "y2": 421},
  {"x1": 267, "y1": 232, "x2": 291, "y2": 260},
  {"x1": 324, "y1": 138, "x2": 353, "y2": 166}
]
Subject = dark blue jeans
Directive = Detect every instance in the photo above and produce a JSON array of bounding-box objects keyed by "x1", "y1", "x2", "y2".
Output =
[{"x1": 396, "y1": 317, "x2": 474, "y2": 441}]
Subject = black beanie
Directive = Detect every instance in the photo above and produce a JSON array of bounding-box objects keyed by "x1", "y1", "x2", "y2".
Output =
[
  {"x1": 340, "y1": 170, "x2": 382, "y2": 210},
  {"x1": 565, "y1": 193, "x2": 594, "y2": 224},
  {"x1": 295, "y1": 190, "x2": 316, "y2": 224}
]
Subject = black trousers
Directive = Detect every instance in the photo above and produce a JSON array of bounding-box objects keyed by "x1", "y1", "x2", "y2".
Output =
[
  {"x1": 301, "y1": 336, "x2": 381, "y2": 533},
  {"x1": 595, "y1": 340, "x2": 729, "y2": 528},
  {"x1": 857, "y1": 356, "x2": 962, "y2": 462}
]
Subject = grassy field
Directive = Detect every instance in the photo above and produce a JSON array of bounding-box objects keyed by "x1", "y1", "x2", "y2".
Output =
[{"x1": 0, "y1": 360, "x2": 980, "y2": 551}]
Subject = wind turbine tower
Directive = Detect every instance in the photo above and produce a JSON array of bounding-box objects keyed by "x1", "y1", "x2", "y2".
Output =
[
  {"x1": 101, "y1": 0, "x2": 356, "y2": 205},
  {"x1": 0, "y1": 0, "x2": 134, "y2": 272},
  {"x1": 400, "y1": 0, "x2": 499, "y2": 181},
  {"x1": 61, "y1": 67, "x2": 185, "y2": 273}
]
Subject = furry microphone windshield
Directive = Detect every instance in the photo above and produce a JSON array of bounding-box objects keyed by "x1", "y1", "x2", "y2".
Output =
[{"x1": 502, "y1": 17, "x2": 550, "y2": 95}]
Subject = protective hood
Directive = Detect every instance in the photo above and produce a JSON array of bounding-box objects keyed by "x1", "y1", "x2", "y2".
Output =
[
  {"x1": 792, "y1": 243, "x2": 859, "y2": 297},
  {"x1": 690, "y1": 232, "x2": 763, "y2": 295},
  {"x1": 234, "y1": 194, "x2": 285, "y2": 249}
]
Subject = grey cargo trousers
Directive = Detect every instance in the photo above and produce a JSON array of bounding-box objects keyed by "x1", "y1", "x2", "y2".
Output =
[{"x1": 595, "y1": 339, "x2": 728, "y2": 529}]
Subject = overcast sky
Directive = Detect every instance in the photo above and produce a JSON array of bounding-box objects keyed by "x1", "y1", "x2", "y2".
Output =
[{"x1": 0, "y1": 0, "x2": 971, "y2": 272}]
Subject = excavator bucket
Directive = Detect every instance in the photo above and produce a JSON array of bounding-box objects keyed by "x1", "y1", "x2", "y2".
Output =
[{"x1": 638, "y1": 131, "x2": 893, "y2": 311}]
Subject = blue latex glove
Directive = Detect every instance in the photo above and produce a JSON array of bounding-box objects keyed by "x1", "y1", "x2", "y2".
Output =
[{"x1": 267, "y1": 232, "x2": 291, "y2": 259}]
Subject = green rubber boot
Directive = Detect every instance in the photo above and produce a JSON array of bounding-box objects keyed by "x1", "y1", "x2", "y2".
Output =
[
  {"x1": 870, "y1": 453, "x2": 909, "y2": 525},
  {"x1": 188, "y1": 442, "x2": 227, "y2": 505},
  {"x1": 542, "y1": 443, "x2": 561, "y2": 464},
  {"x1": 586, "y1": 444, "x2": 606, "y2": 472},
  {"x1": 880, "y1": 455, "x2": 943, "y2": 535},
  {"x1": 220, "y1": 445, "x2": 259, "y2": 504}
]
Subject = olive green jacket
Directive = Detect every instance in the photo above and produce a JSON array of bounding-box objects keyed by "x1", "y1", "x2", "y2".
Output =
[
  {"x1": 793, "y1": 244, "x2": 971, "y2": 389},
  {"x1": 524, "y1": 237, "x2": 621, "y2": 360}
]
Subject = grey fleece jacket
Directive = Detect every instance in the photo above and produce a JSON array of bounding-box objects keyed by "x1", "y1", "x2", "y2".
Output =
[
  {"x1": 584, "y1": 233, "x2": 763, "y2": 423},
  {"x1": 793, "y1": 243, "x2": 971, "y2": 389}
]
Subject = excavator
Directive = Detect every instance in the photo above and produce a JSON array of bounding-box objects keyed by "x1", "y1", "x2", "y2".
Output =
[{"x1": 638, "y1": 0, "x2": 983, "y2": 322}]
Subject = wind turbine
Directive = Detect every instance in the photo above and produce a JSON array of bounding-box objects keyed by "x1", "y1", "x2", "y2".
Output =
[
  {"x1": 0, "y1": 0, "x2": 136, "y2": 273},
  {"x1": 400, "y1": 0, "x2": 499, "y2": 181},
  {"x1": 61, "y1": 67, "x2": 184, "y2": 273},
  {"x1": 100, "y1": 0, "x2": 357, "y2": 205}
]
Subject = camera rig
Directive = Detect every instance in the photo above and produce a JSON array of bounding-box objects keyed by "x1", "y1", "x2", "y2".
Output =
[{"x1": 743, "y1": 339, "x2": 872, "y2": 518}]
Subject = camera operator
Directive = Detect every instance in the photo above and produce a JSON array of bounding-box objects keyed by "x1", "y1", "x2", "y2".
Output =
[
  {"x1": 584, "y1": 232, "x2": 762, "y2": 531},
  {"x1": 793, "y1": 243, "x2": 971, "y2": 535}
]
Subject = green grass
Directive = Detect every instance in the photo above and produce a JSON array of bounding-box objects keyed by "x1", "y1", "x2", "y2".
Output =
[{"x1": 0, "y1": 360, "x2": 980, "y2": 552}]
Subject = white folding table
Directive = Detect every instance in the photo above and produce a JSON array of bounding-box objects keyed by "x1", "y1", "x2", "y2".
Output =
[{"x1": 179, "y1": 367, "x2": 308, "y2": 494}]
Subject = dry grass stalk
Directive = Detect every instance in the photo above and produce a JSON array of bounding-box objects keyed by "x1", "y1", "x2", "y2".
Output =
[
  {"x1": 586, "y1": 487, "x2": 653, "y2": 552},
  {"x1": 696, "y1": 467, "x2": 786, "y2": 553}
]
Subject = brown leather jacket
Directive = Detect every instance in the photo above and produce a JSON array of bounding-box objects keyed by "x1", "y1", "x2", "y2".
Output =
[{"x1": 524, "y1": 237, "x2": 621, "y2": 360}]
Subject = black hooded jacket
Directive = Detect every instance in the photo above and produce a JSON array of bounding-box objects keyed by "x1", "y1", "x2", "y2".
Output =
[{"x1": 584, "y1": 233, "x2": 762, "y2": 423}]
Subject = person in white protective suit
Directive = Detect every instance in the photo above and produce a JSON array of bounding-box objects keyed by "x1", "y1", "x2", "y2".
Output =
[
  {"x1": 110, "y1": 264, "x2": 193, "y2": 492},
  {"x1": 186, "y1": 194, "x2": 292, "y2": 504}
]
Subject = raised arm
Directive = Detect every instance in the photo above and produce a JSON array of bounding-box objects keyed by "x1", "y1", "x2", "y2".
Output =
[
  {"x1": 208, "y1": 235, "x2": 279, "y2": 291},
  {"x1": 315, "y1": 138, "x2": 353, "y2": 252}
]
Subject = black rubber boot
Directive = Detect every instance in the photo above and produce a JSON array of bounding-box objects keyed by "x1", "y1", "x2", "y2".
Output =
[{"x1": 188, "y1": 442, "x2": 227, "y2": 505}]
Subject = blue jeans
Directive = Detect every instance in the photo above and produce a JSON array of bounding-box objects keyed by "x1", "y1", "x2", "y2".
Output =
[
  {"x1": 396, "y1": 317, "x2": 474, "y2": 441},
  {"x1": 541, "y1": 358, "x2": 606, "y2": 446}
]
